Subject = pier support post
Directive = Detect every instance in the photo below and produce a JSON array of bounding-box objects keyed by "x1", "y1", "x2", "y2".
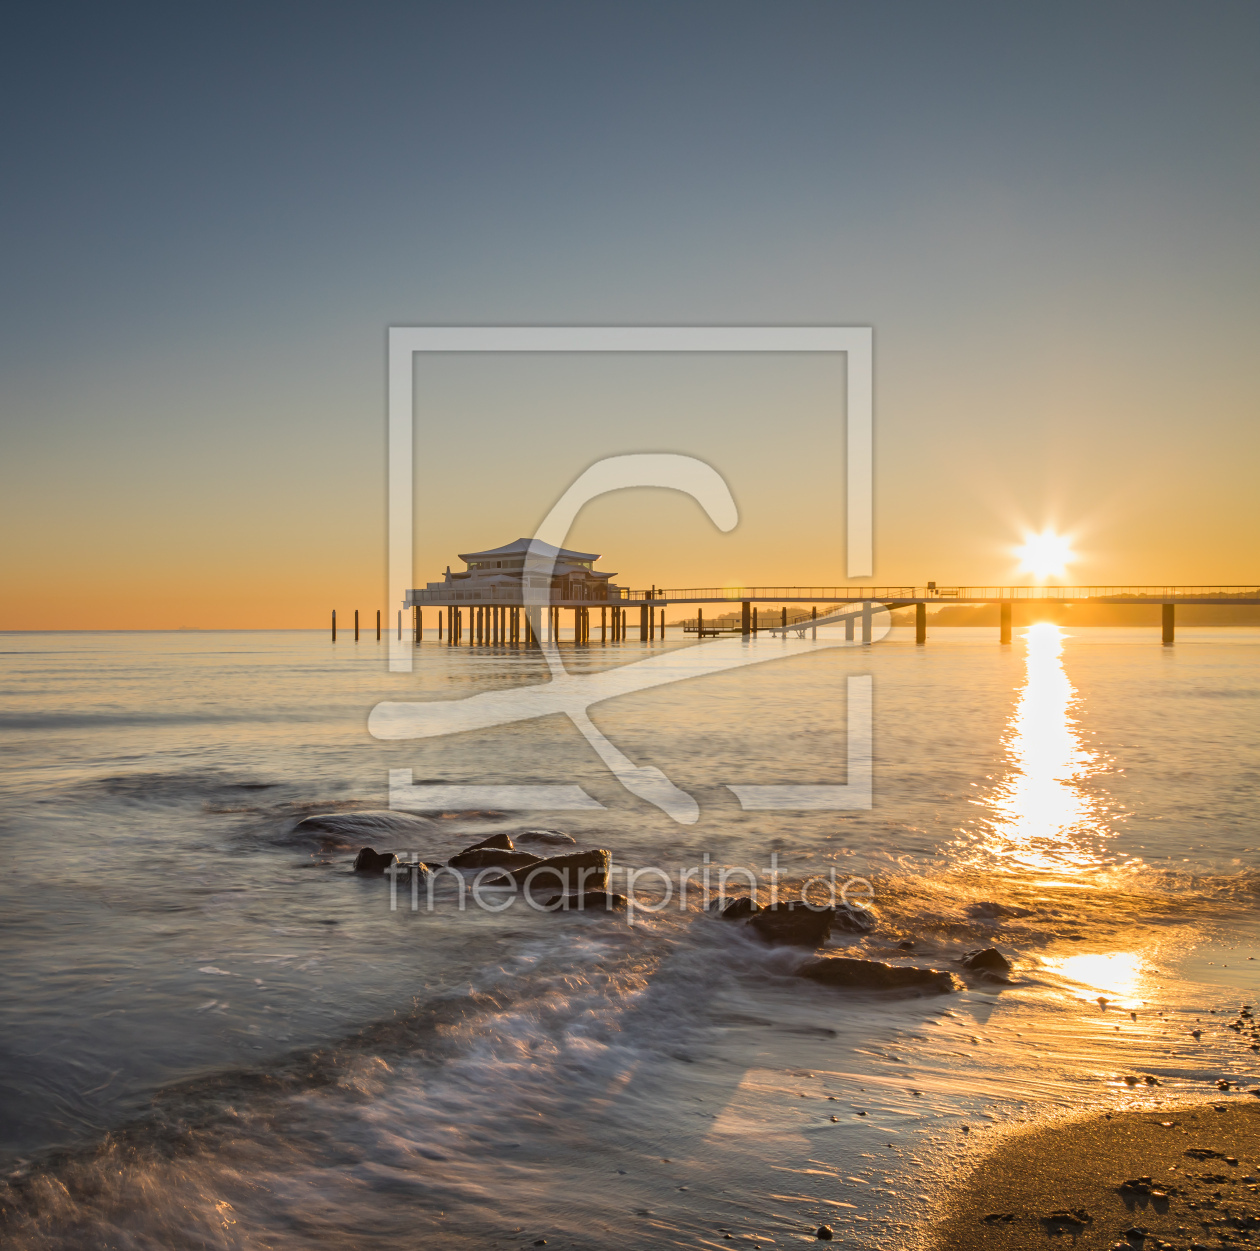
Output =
[
  {"x1": 845, "y1": 616, "x2": 854, "y2": 642},
  {"x1": 916, "y1": 601, "x2": 927, "y2": 645},
  {"x1": 812, "y1": 606, "x2": 817, "y2": 639},
  {"x1": 1000, "y1": 602, "x2": 1012, "y2": 645},
  {"x1": 753, "y1": 607, "x2": 758, "y2": 635},
  {"x1": 861, "y1": 602, "x2": 872, "y2": 645},
  {"x1": 376, "y1": 610, "x2": 381, "y2": 641},
  {"x1": 355, "y1": 610, "x2": 359, "y2": 642},
  {"x1": 398, "y1": 610, "x2": 402, "y2": 642},
  {"x1": 742, "y1": 601, "x2": 751, "y2": 637},
  {"x1": 415, "y1": 608, "x2": 421, "y2": 643},
  {"x1": 332, "y1": 610, "x2": 336, "y2": 642},
  {"x1": 1162, "y1": 602, "x2": 1175, "y2": 645},
  {"x1": 438, "y1": 610, "x2": 443, "y2": 641},
  {"x1": 781, "y1": 607, "x2": 787, "y2": 630},
  {"x1": 698, "y1": 608, "x2": 704, "y2": 637},
  {"x1": 649, "y1": 604, "x2": 655, "y2": 641},
  {"x1": 601, "y1": 606, "x2": 607, "y2": 642},
  {"x1": 660, "y1": 608, "x2": 665, "y2": 638},
  {"x1": 639, "y1": 605, "x2": 648, "y2": 641}
]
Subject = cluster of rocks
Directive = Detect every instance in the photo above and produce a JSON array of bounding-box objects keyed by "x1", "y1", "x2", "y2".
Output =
[
  {"x1": 349, "y1": 828, "x2": 626, "y2": 911},
  {"x1": 707, "y1": 894, "x2": 1011, "y2": 996}
]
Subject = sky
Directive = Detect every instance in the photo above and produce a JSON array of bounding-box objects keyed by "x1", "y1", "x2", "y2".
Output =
[{"x1": 1, "y1": 1, "x2": 1257, "y2": 628}]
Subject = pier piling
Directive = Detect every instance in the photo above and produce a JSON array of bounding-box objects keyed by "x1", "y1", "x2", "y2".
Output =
[
  {"x1": 916, "y1": 602, "x2": 927, "y2": 645},
  {"x1": 1163, "y1": 602, "x2": 1175, "y2": 645},
  {"x1": 640, "y1": 605, "x2": 648, "y2": 641},
  {"x1": 812, "y1": 606, "x2": 817, "y2": 639},
  {"x1": 1000, "y1": 602, "x2": 1012, "y2": 645},
  {"x1": 845, "y1": 615, "x2": 854, "y2": 642},
  {"x1": 331, "y1": 610, "x2": 336, "y2": 642},
  {"x1": 742, "y1": 601, "x2": 751, "y2": 637},
  {"x1": 355, "y1": 610, "x2": 359, "y2": 642},
  {"x1": 861, "y1": 602, "x2": 872, "y2": 645},
  {"x1": 376, "y1": 610, "x2": 381, "y2": 642}
]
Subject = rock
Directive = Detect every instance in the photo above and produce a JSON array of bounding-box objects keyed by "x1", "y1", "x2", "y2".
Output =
[
  {"x1": 961, "y1": 947, "x2": 1012, "y2": 973},
  {"x1": 447, "y1": 847, "x2": 541, "y2": 871},
  {"x1": 714, "y1": 896, "x2": 760, "y2": 919},
  {"x1": 517, "y1": 829, "x2": 578, "y2": 846},
  {"x1": 485, "y1": 849, "x2": 612, "y2": 892},
  {"x1": 540, "y1": 891, "x2": 628, "y2": 911},
  {"x1": 796, "y1": 956, "x2": 961, "y2": 994},
  {"x1": 293, "y1": 810, "x2": 435, "y2": 845},
  {"x1": 1041, "y1": 1209, "x2": 1091, "y2": 1227},
  {"x1": 464, "y1": 832, "x2": 515, "y2": 852},
  {"x1": 748, "y1": 902, "x2": 835, "y2": 948},
  {"x1": 816, "y1": 1225, "x2": 834, "y2": 1240},
  {"x1": 353, "y1": 847, "x2": 398, "y2": 873},
  {"x1": 832, "y1": 903, "x2": 877, "y2": 933}
]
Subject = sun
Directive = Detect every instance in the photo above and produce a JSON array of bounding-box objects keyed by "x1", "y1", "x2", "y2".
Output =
[{"x1": 1014, "y1": 529, "x2": 1075, "y2": 581}]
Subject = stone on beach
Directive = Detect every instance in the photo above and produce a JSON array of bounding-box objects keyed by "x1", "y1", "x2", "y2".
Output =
[
  {"x1": 747, "y1": 902, "x2": 835, "y2": 948},
  {"x1": 796, "y1": 956, "x2": 961, "y2": 994},
  {"x1": 484, "y1": 849, "x2": 612, "y2": 892},
  {"x1": 961, "y1": 947, "x2": 1013, "y2": 974},
  {"x1": 516, "y1": 829, "x2": 578, "y2": 846},
  {"x1": 352, "y1": 847, "x2": 398, "y2": 873},
  {"x1": 540, "y1": 890, "x2": 628, "y2": 911},
  {"x1": 714, "y1": 895, "x2": 760, "y2": 919},
  {"x1": 447, "y1": 847, "x2": 542, "y2": 871}
]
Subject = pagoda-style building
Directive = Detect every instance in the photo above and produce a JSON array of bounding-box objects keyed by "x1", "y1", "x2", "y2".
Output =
[{"x1": 405, "y1": 539, "x2": 619, "y2": 605}]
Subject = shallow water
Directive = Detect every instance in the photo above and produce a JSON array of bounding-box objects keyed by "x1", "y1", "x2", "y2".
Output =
[{"x1": 1, "y1": 625, "x2": 1258, "y2": 1248}]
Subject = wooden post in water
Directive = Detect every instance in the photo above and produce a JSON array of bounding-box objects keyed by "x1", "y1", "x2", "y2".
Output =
[
  {"x1": 601, "y1": 606, "x2": 607, "y2": 642},
  {"x1": 845, "y1": 615, "x2": 854, "y2": 642},
  {"x1": 698, "y1": 607, "x2": 704, "y2": 637},
  {"x1": 916, "y1": 601, "x2": 927, "y2": 645},
  {"x1": 438, "y1": 610, "x2": 443, "y2": 641},
  {"x1": 355, "y1": 610, "x2": 360, "y2": 642},
  {"x1": 660, "y1": 608, "x2": 665, "y2": 638},
  {"x1": 397, "y1": 610, "x2": 402, "y2": 641},
  {"x1": 649, "y1": 604, "x2": 655, "y2": 641},
  {"x1": 752, "y1": 606, "x2": 758, "y2": 635},
  {"x1": 332, "y1": 610, "x2": 336, "y2": 642},
  {"x1": 999, "y1": 601, "x2": 1011, "y2": 645},
  {"x1": 741, "y1": 601, "x2": 751, "y2": 636},
  {"x1": 639, "y1": 605, "x2": 648, "y2": 641},
  {"x1": 376, "y1": 610, "x2": 381, "y2": 641},
  {"x1": 415, "y1": 607, "x2": 422, "y2": 643},
  {"x1": 1162, "y1": 602, "x2": 1175, "y2": 645},
  {"x1": 861, "y1": 601, "x2": 872, "y2": 645},
  {"x1": 812, "y1": 605, "x2": 817, "y2": 639},
  {"x1": 781, "y1": 606, "x2": 787, "y2": 630}
]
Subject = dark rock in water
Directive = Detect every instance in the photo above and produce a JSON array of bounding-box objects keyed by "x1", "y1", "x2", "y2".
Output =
[
  {"x1": 294, "y1": 810, "x2": 435, "y2": 844},
  {"x1": 464, "y1": 832, "x2": 515, "y2": 852},
  {"x1": 517, "y1": 829, "x2": 578, "y2": 846},
  {"x1": 486, "y1": 849, "x2": 611, "y2": 893},
  {"x1": 832, "y1": 903, "x2": 876, "y2": 933},
  {"x1": 447, "y1": 847, "x2": 540, "y2": 871},
  {"x1": 715, "y1": 896, "x2": 760, "y2": 920},
  {"x1": 540, "y1": 890, "x2": 628, "y2": 911},
  {"x1": 353, "y1": 847, "x2": 398, "y2": 873},
  {"x1": 797, "y1": 956, "x2": 961, "y2": 994},
  {"x1": 962, "y1": 947, "x2": 1013, "y2": 973},
  {"x1": 748, "y1": 902, "x2": 834, "y2": 948},
  {"x1": 967, "y1": 900, "x2": 1032, "y2": 920},
  {"x1": 816, "y1": 1225, "x2": 834, "y2": 1240}
]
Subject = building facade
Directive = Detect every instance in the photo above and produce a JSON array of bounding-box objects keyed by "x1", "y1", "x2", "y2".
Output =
[{"x1": 405, "y1": 538, "x2": 620, "y2": 606}]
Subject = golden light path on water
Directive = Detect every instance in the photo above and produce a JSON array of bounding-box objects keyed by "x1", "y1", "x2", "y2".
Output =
[{"x1": 979, "y1": 621, "x2": 1108, "y2": 875}]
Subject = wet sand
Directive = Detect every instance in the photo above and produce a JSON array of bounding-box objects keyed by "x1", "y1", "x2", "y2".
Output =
[{"x1": 932, "y1": 1099, "x2": 1260, "y2": 1250}]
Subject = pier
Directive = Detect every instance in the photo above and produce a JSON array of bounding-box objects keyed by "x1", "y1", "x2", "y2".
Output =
[{"x1": 362, "y1": 585, "x2": 1260, "y2": 647}]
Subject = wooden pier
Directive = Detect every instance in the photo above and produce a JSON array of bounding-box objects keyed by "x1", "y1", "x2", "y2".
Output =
[{"x1": 336, "y1": 586, "x2": 1260, "y2": 647}]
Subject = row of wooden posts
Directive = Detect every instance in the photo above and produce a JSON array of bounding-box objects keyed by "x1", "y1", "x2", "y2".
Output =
[
  {"x1": 328, "y1": 600, "x2": 1092, "y2": 647},
  {"x1": 330, "y1": 604, "x2": 672, "y2": 644}
]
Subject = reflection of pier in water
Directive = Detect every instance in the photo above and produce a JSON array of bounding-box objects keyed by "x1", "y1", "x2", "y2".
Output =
[{"x1": 388, "y1": 585, "x2": 1260, "y2": 648}]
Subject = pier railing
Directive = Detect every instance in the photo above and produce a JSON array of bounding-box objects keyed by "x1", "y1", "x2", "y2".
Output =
[{"x1": 616, "y1": 585, "x2": 1260, "y2": 604}]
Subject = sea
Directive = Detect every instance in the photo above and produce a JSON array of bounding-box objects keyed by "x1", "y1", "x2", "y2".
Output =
[{"x1": 1, "y1": 623, "x2": 1258, "y2": 1249}]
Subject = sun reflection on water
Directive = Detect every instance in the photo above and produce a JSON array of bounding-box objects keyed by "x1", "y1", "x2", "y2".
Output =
[
  {"x1": 978, "y1": 622, "x2": 1108, "y2": 874},
  {"x1": 1042, "y1": 950, "x2": 1148, "y2": 1006}
]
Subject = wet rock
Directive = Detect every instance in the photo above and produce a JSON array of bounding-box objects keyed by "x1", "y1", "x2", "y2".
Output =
[
  {"x1": 540, "y1": 891, "x2": 628, "y2": 911},
  {"x1": 796, "y1": 956, "x2": 961, "y2": 994},
  {"x1": 748, "y1": 902, "x2": 835, "y2": 948},
  {"x1": 815, "y1": 1225, "x2": 833, "y2": 1240},
  {"x1": 353, "y1": 847, "x2": 398, "y2": 873},
  {"x1": 961, "y1": 947, "x2": 1012, "y2": 973},
  {"x1": 464, "y1": 832, "x2": 515, "y2": 852},
  {"x1": 517, "y1": 829, "x2": 578, "y2": 846},
  {"x1": 831, "y1": 903, "x2": 877, "y2": 934},
  {"x1": 294, "y1": 810, "x2": 435, "y2": 844},
  {"x1": 486, "y1": 849, "x2": 611, "y2": 892},
  {"x1": 447, "y1": 846, "x2": 541, "y2": 871},
  {"x1": 713, "y1": 896, "x2": 760, "y2": 920}
]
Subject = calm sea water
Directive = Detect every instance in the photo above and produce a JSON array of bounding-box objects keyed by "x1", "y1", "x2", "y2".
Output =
[{"x1": 2, "y1": 625, "x2": 1259, "y2": 1249}]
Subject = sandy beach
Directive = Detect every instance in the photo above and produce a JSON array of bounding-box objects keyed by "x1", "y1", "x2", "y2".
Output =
[{"x1": 932, "y1": 1099, "x2": 1260, "y2": 1250}]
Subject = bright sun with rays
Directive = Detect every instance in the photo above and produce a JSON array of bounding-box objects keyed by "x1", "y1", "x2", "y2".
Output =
[{"x1": 1014, "y1": 529, "x2": 1076, "y2": 580}]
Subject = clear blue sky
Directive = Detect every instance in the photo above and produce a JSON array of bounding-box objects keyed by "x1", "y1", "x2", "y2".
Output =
[{"x1": 2, "y1": 1, "x2": 1257, "y2": 625}]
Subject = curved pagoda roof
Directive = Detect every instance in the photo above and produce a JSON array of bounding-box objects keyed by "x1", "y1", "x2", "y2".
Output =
[{"x1": 458, "y1": 538, "x2": 602, "y2": 563}]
